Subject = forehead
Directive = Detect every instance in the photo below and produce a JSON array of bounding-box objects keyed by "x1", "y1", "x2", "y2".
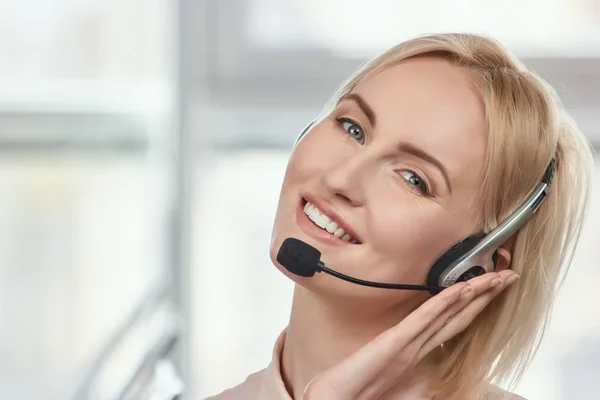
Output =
[{"x1": 351, "y1": 56, "x2": 487, "y2": 194}]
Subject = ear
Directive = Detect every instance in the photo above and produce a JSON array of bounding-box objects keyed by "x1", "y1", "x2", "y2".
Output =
[{"x1": 494, "y1": 247, "x2": 512, "y2": 272}]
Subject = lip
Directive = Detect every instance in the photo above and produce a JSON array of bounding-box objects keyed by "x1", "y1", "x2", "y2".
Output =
[{"x1": 296, "y1": 195, "x2": 362, "y2": 246}]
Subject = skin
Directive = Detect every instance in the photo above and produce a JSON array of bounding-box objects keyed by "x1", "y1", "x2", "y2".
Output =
[{"x1": 268, "y1": 56, "x2": 519, "y2": 399}]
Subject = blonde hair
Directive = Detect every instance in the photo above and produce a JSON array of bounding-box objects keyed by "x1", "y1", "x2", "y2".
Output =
[{"x1": 320, "y1": 34, "x2": 595, "y2": 398}]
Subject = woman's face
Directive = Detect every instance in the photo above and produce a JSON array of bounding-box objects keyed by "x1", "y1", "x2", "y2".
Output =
[{"x1": 270, "y1": 56, "x2": 488, "y2": 307}]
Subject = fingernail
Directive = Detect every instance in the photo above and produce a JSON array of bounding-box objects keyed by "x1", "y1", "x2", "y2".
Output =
[
  {"x1": 507, "y1": 274, "x2": 520, "y2": 285},
  {"x1": 461, "y1": 284, "x2": 472, "y2": 295},
  {"x1": 490, "y1": 278, "x2": 502, "y2": 288}
]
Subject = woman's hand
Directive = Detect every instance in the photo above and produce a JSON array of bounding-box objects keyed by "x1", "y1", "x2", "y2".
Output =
[{"x1": 301, "y1": 270, "x2": 520, "y2": 400}]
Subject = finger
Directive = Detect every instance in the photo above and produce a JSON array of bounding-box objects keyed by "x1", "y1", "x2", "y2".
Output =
[
  {"x1": 402, "y1": 271, "x2": 505, "y2": 364},
  {"x1": 416, "y1": 270, "x2": 519, "y2": 359},
  {"x1": 386, "y1": 280, "x2": 470, "y2": 348},
  {"x1": 379, "y1": 273, "x2": 503, "y2": 372},
  {"x1": 415, "y1": 270, "x2": 510, "y2": 343}
]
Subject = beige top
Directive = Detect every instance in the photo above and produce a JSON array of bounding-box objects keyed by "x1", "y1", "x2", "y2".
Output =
[
  {"x1": 205, "y1": 331, "x2": 289, "y2": 400},
  {"x1": 205, "y1": 330, "x2": 525, "y2": 400}
]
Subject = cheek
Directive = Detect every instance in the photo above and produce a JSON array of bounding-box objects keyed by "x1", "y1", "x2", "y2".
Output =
[
  {"x1": 272, "y1": 137, "x2": 328, "y2": 225},
  {"x1": 366, "y1": 201, "x2": 462, "y2": 271},
  {"x1": 288, "y1": 134, "x2": 333, "y2": 179}
]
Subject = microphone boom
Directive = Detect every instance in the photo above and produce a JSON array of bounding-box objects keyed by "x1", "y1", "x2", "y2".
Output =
[{"x1": 278, "y1": 238, "x2": 444, "y2": 294}]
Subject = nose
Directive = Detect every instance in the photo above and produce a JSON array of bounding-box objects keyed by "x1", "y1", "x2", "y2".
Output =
[{"x1": 322, "y1": 151, "x2": 371, "y2": 207}]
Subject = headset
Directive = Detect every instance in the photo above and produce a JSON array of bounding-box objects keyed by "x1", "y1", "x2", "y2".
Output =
[{"x1": 293, "y1": 120, "x2": 557, "y2": 292}]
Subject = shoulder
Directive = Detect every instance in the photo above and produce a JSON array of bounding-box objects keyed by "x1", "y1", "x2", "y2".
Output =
[
  {"x1": 204, "y1": 369, "x2": 265, "y2": 400},
  {"x1": 479, "y1": 384, "x2": 527, "y2": 400}
]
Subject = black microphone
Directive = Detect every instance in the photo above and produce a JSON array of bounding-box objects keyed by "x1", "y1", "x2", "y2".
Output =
[{"x1": 277, "y1": 238, "x2": 443, "y2": 293}]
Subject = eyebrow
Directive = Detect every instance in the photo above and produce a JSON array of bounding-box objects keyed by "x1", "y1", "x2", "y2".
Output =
[
  {"x1": 397, "y1": 142, "x2": 453, "y2": 194},
  {"x1": 339, "y1": 93, "x2": 377, "y2": 127},
  {"x1": 340, "y1": 93, "x2": 452, "y2": 194}
]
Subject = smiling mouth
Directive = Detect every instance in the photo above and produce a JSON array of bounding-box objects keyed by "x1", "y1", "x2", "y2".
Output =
[{"x1": 302, "y1": 200, "x2": 361, "y2": 244}]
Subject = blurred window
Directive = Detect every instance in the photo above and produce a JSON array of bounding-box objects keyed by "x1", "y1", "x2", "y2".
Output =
[{"x1": 0, "y1": 1, "x2": 176, "y2": 399}]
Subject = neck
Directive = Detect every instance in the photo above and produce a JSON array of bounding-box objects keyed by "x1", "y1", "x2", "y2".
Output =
[{"x1": 280, "y1": 285, "x2": 432, "y2": 400}]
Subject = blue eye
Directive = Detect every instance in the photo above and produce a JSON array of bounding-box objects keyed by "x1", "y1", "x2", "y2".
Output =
[
  {"x1": 336, "y1": 117, "x2": 365, "y2": 143},
  {"x1": 399, "y1": 170, "x2": 431, "y2": 196}
]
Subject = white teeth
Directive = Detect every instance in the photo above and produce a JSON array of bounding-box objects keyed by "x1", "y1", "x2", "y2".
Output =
[
  {"x1": 325, "y1": 221, "x2": 337, "y2": 233},
  {"x1": 333, "y1": 228, "x2": 345, "y2": 238},
  {"x1": 309, "y1": 209, "x2": 319, "y2": 222},
  {"x1": 303, "y1": 201, "x2": 357, "y2": 243},
  {"x1": 315, "y1": 214, "x2": 330, "y2": 229}
]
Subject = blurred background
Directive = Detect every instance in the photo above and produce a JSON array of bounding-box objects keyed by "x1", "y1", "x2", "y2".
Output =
[{"x1": 0, "y1": 0, "x2": 598, "y2": 399}]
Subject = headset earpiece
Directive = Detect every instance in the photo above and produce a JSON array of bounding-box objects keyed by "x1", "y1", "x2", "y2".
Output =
[{"x1": 427, "y1": 235, "x2": 498, "y2": 294}]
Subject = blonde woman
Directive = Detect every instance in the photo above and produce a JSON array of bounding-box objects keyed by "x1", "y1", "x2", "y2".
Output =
[{"x1": 206, "y1": 33, "x2": 594, "y2": 400}]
